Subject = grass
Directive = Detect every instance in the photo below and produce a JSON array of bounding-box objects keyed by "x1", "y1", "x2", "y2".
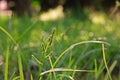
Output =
[
  {"x1": 0, "y1": 26, "x2": 24, "y2": 80},
  {"x1": 4, "y1": 44, "x2": 9, "y2": 80},
  {"x1": 0, "y1": 9, "x2": 120, "y2": 80},
  {"x1": 102, "y1": 44, "x2": 112, "y2": 80}
]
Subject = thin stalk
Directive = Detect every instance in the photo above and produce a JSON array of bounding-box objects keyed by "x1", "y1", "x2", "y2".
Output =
[
  {"x1": 94, "y1": 59, "x2": 98, "y2": 80},
  {"x1": 0, "y1": 26, "x2": 17, "y2": 44},
  {"x1": 9, "y1": 71, "x2": 16, "y2": 80},
  {"x1": 32, "y1": 55, "x2": 43, "y2": 65},
  {"x1": 4, "y1": 46, "x2": 9, "y2": 80},
  {"x1": 40, "y1": 68, "x2": 95, "y2": 76},
  {"x1": 102, "y1": 44, "x2": 112, "y2": 80},
  {"x1": 104, "y1": 60, "x2": 117, "y2": 80},
  {"x1": 48, "y1": 56, "x2": 56, "y2": 80},
  {"x1": 72, "y1": 66, "x2": 77, "y2": 78},
  {"x1": 17, "y1": 52, "x2": 24, "y2": 80}
]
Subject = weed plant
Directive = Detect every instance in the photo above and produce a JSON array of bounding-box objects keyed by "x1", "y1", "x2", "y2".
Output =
[{"x1": 0, "y1": 9, "x2": 120, "y2": 80}]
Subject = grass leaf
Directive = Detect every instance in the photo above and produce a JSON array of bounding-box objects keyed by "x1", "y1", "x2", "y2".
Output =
[
  {"x1": 53, "y1": 41, "x2": 110, "y2": 67},
  {"x1": 40, "y1": 68, "x2": 95, "y2": 76},
  {"x1": 102, "y1": 44, "x2": 112, "y2": 80},
  {"x1": 4, "y1": 46, "x2": 9, "y2": 80},
  {"x1": 17, "y1": 52, "x2": 24, "y2": 80},
  {"x1": 0, "y1": 26, "x2": 17, "y2": 44}
]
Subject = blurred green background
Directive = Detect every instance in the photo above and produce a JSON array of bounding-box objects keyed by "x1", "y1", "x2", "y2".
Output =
[{"x1": 0, "y1": 0, "x2": 120, "y2": 80}]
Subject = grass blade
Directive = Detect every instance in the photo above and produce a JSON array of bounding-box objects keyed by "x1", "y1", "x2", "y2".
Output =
[
  {"x1": 32, "y1": 55, "x2": 43, "y2": 65},
  {"x1": 48, "y1": 56, "x2": 57, "y2": 80},
  {"x1": 17, "y1": 52, "x2": 24, "y2": 80},
  {"x1": 17, "y1": 21, "x2": 37, "y2": 42},
  {"x1": 9, "y1": 71, "x2": 16, "y2": 80},
  {"x1": 94, "y1": 59, "x2": 98, "y2": 80},
  {"x1": 0, "y1": 26, "x2": 16, "y2": 44},
  {"x1": 72, "y1": 66, "x2": 77, "y2": 78},
  {"x1": 102, "y1": 43, "x2": 112, "y2": 80},
  {"x1": 13, "y1": 76, "x2": 20, "y2": 80},
  {"x1": 40, "y1": 68, "x2": 95, "y2": 76},
  {"x1": 30, "y1": 73, "x2": 33, "y2": 80},
  {"x1": 57, "y1": 74, "x2": 74, "y2": 80},
  {"x1": 53, "y1": 41, "x2": 110, "y2": 67},
  {"x1": 4, "y1": 46, "x2": 9, "y2": 80},
  {"x1": 104, "y1": 60, "x2": 117, "y2": 80}
]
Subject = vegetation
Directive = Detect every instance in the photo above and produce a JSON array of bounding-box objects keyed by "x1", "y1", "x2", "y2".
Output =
[{"x1": 0, "y1": 3, "x2": 120, "y2": 80}]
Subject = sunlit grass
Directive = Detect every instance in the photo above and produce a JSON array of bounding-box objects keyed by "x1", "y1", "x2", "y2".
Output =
[{"x1": 0, "y1": 9, "x2": 120, "y2": 80}]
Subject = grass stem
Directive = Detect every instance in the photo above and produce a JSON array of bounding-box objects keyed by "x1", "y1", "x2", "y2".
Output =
[
  {"x1": 102, "y1": 44, "x2": 112, "y2": 80},
  {"x1": 4, "y1": 46, "x2": 9, "y2": 80}
]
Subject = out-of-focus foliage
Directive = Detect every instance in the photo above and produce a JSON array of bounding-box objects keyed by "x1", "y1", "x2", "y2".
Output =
[{"x1": 4, "y1": 0, "x2": 119, "y2": 16}]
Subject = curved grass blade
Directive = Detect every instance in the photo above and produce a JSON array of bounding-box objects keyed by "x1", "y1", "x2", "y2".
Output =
[
  {"x1": 0, "y1": 26, "x2": 17, "y2": 44},
  {"x1": 17, "y1": 21, "x2": 37, "y2": 42},
  {"x1": 53, "y1": 41, "x2": 110, "y2": 67},
  {"x1": 102, "y1": 44, "x2": 112, "y2": 80},
  {"x1": 32, "y1": 55, "x2": 43, "y2": 65},
  {"x1": 40, "y1": 68, "x2": 95, "y2": 76}
]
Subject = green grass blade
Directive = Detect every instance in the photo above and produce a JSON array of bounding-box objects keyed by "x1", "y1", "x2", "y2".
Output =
[
  {"x1": 32, "y1": 55, "x2": 43, "y2": 65},
  {"x1": 94, "y1": 59, "x2": 98, "y2": 80},
  {"x1": 4, "y1": 46, "x2": 9, "y2": 80},
  {"x1": 48, "y1": 56, "x2": 57, "y2": 80},
  {"x1": 13, "y1": 76, "x2": 20, "y2": 80},
  {"x1": 17, "y1": 21, "x2": 37, "y2": 42},
  {"x1": 17, "y1": 52, "x2": 24, "y2": 80},
  {"x1": 72, "y1": 66, "x2": 77, "y2": 78},
  {"x1": 102, "y1": 44, "x2": 112, "y2": 80},
  {"x1": 104, "y1": 60, "x2": 117, "y2": 80},
  {"x1": 53, "y1": 41, "x2": 110, "y2": 67},
  {"x1": 30, "y1": 73, "x2": 33, "y2": 80},
  {"x1": 0, "y1": 26, "x2": 17, "y2": 44},
  {"x1": 48, "y1": 56, "x2": 54, "y2": 69},
  {"x1": 9, "y1": 71, "x2": 16, "y2": 80},
  {"x1": 39, "y1": 76, "x2": 42, "y2": 80},
  {"x1": 97, "y1": 60, "x2": 105, "y2": 79}
]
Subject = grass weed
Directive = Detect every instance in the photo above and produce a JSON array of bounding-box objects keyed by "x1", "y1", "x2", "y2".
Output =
[{"x1": 0, "y1": 9, "x2": 120, "y2": 80}]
